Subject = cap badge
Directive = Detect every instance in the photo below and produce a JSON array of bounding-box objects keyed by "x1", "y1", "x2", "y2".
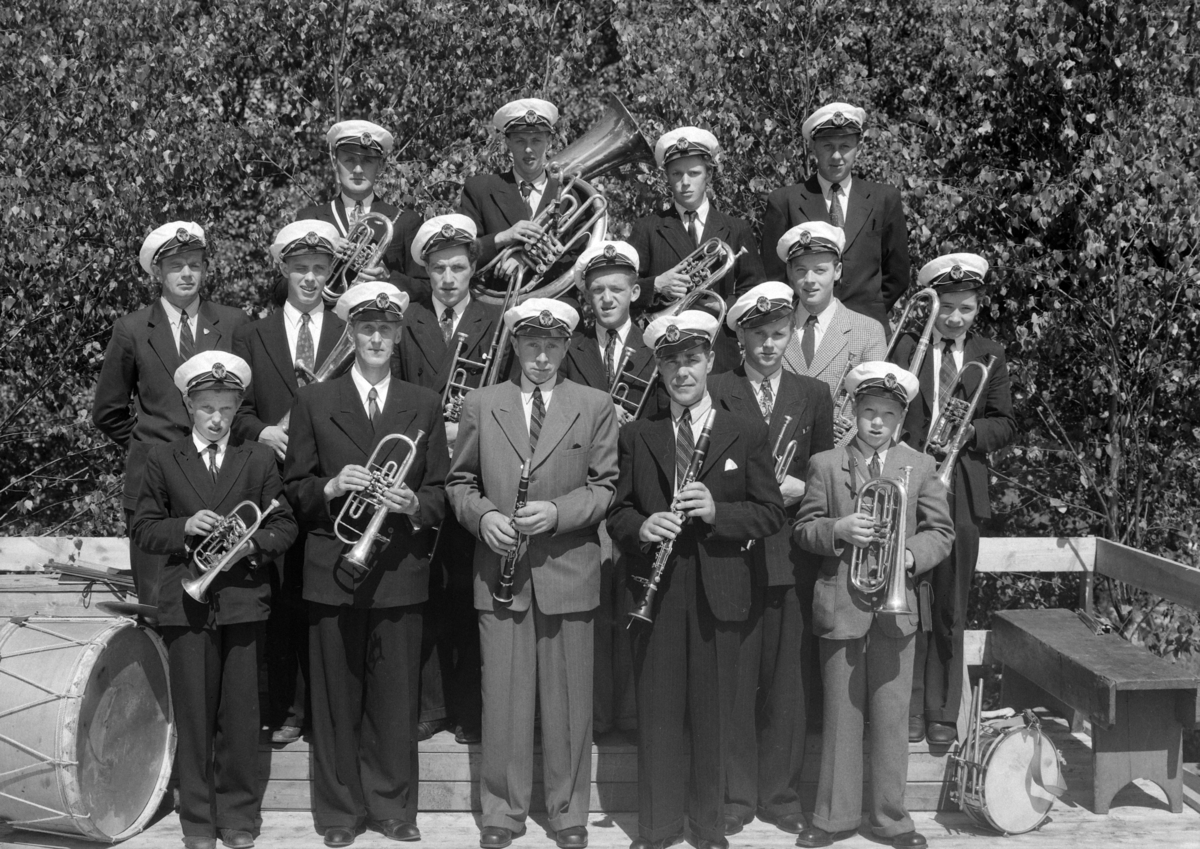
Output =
[
  {"x1": 756, "y1": 296, "x2": 770, "y2": 312},
  {"x1": 360, "y1": 131, "x2": 373, "y2": 146},
  {"x1": 665, "y1": 325, "x2": 680, "y2": 343},
  {"x1": 211, "y1": 362, "x2": 227, "y2": 380},
  {"x1": 176, "y1": 227, "x2": 192, "y2": 243},
  {"x1": 798, "y1": 229, "x2": 812, "y2": 246},
  {"x1": 538, "y1": 310, "x2": 554, "y2": 327},
  {"x1": 374, "y1": 293, "x2": 391, "y2": 309},
  {"x1": 440, "y1": 223, "x2": 457, "y2": 238},
  {"x1": 884, "y1": 373, "x2": 897, "y2": 389},
  {"x1": 305, "y1": 231, "x2": 320, "y2": 246},
  {"x1": 950, "y1": 264, "x2": 964, "y2": 280},
  {"x1": 832, "y1": 111, "x2": 847, "y2": 126},
  {"x1": 674, "y1": 138, "x2": 690, "y2": 152},
  {"x1": 603, "y1": 244, "x2": 616, "y2": 259},
  {"x1": 525, "y1": 109, "x2": 539, "y2": 124}
]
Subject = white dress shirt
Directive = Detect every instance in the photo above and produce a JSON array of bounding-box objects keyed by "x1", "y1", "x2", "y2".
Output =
[
  {"x1": 432, "y1": 294, "x2": 472, "y2": 338},
  {"x1": 817, "y1": 173, "x2": 853, "y2": 224},
  {"x1": 743, "y1": 362, "x2": 783, "y2": 417},
  {"x1": 350, "y1": 362, "x2": 390, "y2": 417},
  {"x1": 160, "y1": 297, "x2": 201, "y2": 355},
  {"x1": 675, "y1": 197, "x2": 711, "y2": 245},
  {"x1": 512, "y1": 170, "x2": 549, "y2": 217},
  {"x1": 519, "y1": 374, "x2": 557, "y2": 432},
  {"x1": 341, "y1": 193, "x2": 373, "y2": 217},
  {"x1": 191, "y1": 430, "x2": 230, "y2": 473},
  {"x1": 596, "y1": 319, "x2": 633, "y2": 377},
  {"x1": 282, "y1": 301, "x2": 326, "y2": 363},
  {"x1": 794, "y1": 297, "x2": 840, "y2": 354}
]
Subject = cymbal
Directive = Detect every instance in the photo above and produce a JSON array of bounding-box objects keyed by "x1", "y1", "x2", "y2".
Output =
[{"x1": 95, "y1": 601, "x2": 159, "y2": 623}]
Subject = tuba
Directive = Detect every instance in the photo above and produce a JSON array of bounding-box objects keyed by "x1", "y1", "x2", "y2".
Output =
[
  {"x1": 927, "y1": 354, "x2": 996, "y2": 489},
  {"x1": 277, "y1": 326, "x2": 357, "y2": 430},
  {"x1": 335, "y1": 431, "x2": 424, "y2": 570},
  {"x1": 322, "y1": 211, "x2": 396, "y2": 306},
  {"x1": 849, "y1": 465, "x2": 913, "y2": 615},
  {"x1": 184, "y1": 499, "x2": 280, "y2": 603},
  {"x1": 648, "y1": 239, "x2": 747, "y2": 322},
  {"x1": 472, "y1": 94, "x2": 654, "y2": 305}
]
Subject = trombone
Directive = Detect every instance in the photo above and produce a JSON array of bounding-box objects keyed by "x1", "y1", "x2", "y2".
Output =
[
  {"x1": 441, "y1": 331, "x2": 488, "y2": 423},
  {"x1": 183, "y1": 499, "x2": 280, "y2": 603},
  {"x1": 883, "y1": 287, "x2": 940, "y2": 376},
  {"x1": 648, "y1": 239, "x2": 747, "y2": 322},
  {"x1": 849, "y1": 465, "x2": 913, "y2": 615},
  {"x1": 322, "y1": 211, "x2": 397, "y2": 306},
  {"x1": 335, "y1": 431, "x2": 425, "y2": 571},
  {"x1": 927, "y1": 355, "x2": 996, "y2": 489}
]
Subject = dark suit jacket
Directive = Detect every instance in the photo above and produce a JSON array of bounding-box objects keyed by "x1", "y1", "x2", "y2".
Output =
[
  {"x1": 459, "y1": 170, "x2": 563, "y2": 269},
  {"x1": 93, "y1": 299, "x2": 250, "y2": 511},
  {"x1": 889, "y1": 331, "x2": 1016, "y2": 520},
  {"x1": 560, "y1": 325, "x2": 666, "y2": 420},
  {"x1": 761, "y1": 176, "x2": 910, "y2": 326},
  {"x1": 393, "y1": 298, "x2": 502, "y2": 394},
  {"x1": 296, "y1": 196, "x2": 430, "y2": 307},
  {"x1": 281, "y1": 374, "x2": 449, "y2": 608},
  {"x1": 709, "y1": 368, "x2": 835, "y2": 586},
  {"x1": 232, "y1": 308, "x2": 347, "y2": 441},
  {"x1": 132, "y1": 436, "x2": 297, "y2": 628},
  {"x1": 794, "y1": 442, "x2": 954, "y2": 640},
  {"x1": 607, "y1": 408, "x2": 785, "y2": 622}
]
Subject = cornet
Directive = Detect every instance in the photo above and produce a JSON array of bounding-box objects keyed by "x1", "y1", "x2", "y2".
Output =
[
  {"x1": 183, "y1": 499, "x2": 280, "y2": 603},
  {"x1": 322, "y1": 211, "x2": 397, "y2": 306},
  {"x1": 335, "y1": 431, "x2": 425, "y2": 571},
  {"x1": 927, "y1": 355, "x2": 996, "y2": 489},
  {"x1": 649, "y1": 240, "x2": 747, "y2": 322},
  {"x1": 849, "y1": 466, "x2": 913, "y2": 615}
]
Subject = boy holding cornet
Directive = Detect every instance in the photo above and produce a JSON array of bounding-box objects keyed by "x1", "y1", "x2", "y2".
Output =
[
  {"x1": 133, "y1": 350, "x2": 297, "y2": 849},
  {"x1": 793, "y1": 362, "x2": 953, "y2": 849}
]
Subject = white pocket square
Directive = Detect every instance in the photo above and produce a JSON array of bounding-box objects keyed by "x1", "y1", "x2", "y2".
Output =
[{"x1": 724, "y1": 458, "x2": 738, "y2": 471}]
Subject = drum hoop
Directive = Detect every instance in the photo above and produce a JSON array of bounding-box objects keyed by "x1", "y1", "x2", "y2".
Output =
[{"x1": 958, "y1": 723, "x2": 1056, "y2": 835}]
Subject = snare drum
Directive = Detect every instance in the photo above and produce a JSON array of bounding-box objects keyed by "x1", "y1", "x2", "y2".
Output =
[{"x1": 0, "y1": 616, "x2": 175, "y2": 841}]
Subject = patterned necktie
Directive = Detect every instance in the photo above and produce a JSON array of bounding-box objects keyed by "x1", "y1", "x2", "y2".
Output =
[
  {"x1": 604, "y1": 329, "x2": 618, "y2": 387},
  {"x1": 759, "y1": 378, "x2": 774, "y2": 421},
  {"x1": 179, "y1": 311, "x2": 195, "y2": 360},
  {"x1": 938, "y1": 339, "x2": 959, "y2": 413},
  {"x1": 205, "y1": 442, "x2": 220, "y2": 482},
  {"x1": 519, "y1": 181, "x2": 534, "y2": 218},
  {"x1": 367, "y1": 387, "x2": 381, "y2": 429},
  {"x1": 684, "y1": 209, "x2": 700, "y2": 245},
  {"x1": 801, "y1": 314, "x2": 818, "y2": 367},
  {"x1": 675, "y1": 407, "x2": 694, "y2": 489},
  {"x1": 440, "y1": 307, "x2": 455, "y2": 344},
  {"x1": 829, "y1": 182, "x2": 844, "y2": 228},
  {"x1": 868, "y1": 450, "x2": 881, "y2": 480},
  {"x1": 296, "y1": 311, "x2": 315, "y2": 375},
  {"x1": 352, "y1": 200, "x2": 364, "y2": 227},
  {"x1": 529, "y1": 387, "x2": 545, "y2": 452}
]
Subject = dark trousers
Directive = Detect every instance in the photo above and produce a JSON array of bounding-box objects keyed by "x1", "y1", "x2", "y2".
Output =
[
  {"x1": 266, "y1": 538, "x2": 308, "y2": 729},
  {"x1": 726, "y1": 581, "x2": 816, "y2": 822},
  {"x1": 631, "y1": 553, "x2": 741, "y2": 844},
  {"x1": 593, "y1": 525, "x2": 637, "y2": 733},
  {"x1": 911, "y1": 488, "x2": 981, "y2": 723},
  {"x1": 125, "y1": 507, "x2": 166, "y2": 610},
  {"x1": 308, "y1": 603, "x2": 422, "y2": 830},
  {"x1": 161, "y1": 621, "x2": 264, "y2": 838}
]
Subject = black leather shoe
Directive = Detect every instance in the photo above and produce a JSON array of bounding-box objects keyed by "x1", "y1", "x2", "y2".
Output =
[
  {"x1": 723, "y1": 813, "x2": 745, "y2": 835},
  {"x1": 324, "y1": 826, "x2": 359, "y2": 848},
  {"x1": 555, "y1": 825, "x2": 588, "y2": 848},
  {"x1": 908, "y1": 714, "x2": 925, "y2": 743},
  {"x1": 219, "y1": 829, "x2": 254, "y2": 848},
  {"x1": 370, "y1": 819, "x2": 421, "y2": 841},
  {"x1": 480, "y1": 825, "x2": 524, "y2": 848},
  {"x1": 759, "y1": 811, "x2": 807, "y2": 834},
  {"x1": 697, "y1": 838, "x2": 729, "y2": 849},
  {"x1": 795, "y1": 826, "x2": 834, "y2": 848},
  {"x1": 629, "y1": 835, "x2": 682, "y2": 849},
  {"x1": 183, "y1": 838, "x2": 216, "y2": 849},
  {"x1": 893, "y1": 832, "x2": 927, "y2": 849},
  {"x1": 455, "y1": 724, "x2": 482, "y2": 744},
  {"x1": 271, "y1": 725, "x2": 302, "y2": 744},
  {"x1": 926, "y1": 721, "x2": 957, "y2": 744},
  {"x1": 417, "y1": 719, "x2": 450, "y2": 741}
]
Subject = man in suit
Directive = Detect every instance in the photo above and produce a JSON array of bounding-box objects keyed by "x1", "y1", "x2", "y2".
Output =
[
  {"x1": 889, "y1": 254, "x2": 1016, "y2": 744},
  {"x1": 777, "y1": 222, "x2": 886, "y2": 416},
  {"x1": 628, "y1": 127, "x2": 764, "y2": 373},
  {"x1": 397, "y1": 214, "x2": 502, "y2": 745},
  {"x1": 709, "y1": 282, "x2": 834, "y2": 837},
  {"x1": 133, "y1": 351, "x2": 297, "y2": 849},
  {"x1": 446, "y1": 298, "x2": 619, "y2": 849},
  {"x1": 761, "y1": 103, "x2": 910, "y2": 329},
  {"x1": 607, "y1": 310, "x2": 785, "y2": 849},
  {"x1": 793, "y1": 362, "x2": 954, "y2": 849},
  {"x1": 232, "y1": 220, "x2": 349, "y2": 744},
  {"x1": 295, "y1": 119, "x2": 429, "y2": 307},
  {"x1": 283, "y1": 282, "x2": 449, "y2": 848},
  {"x1": 93, "y1": 221, "x2": 250, "y2": 609}
]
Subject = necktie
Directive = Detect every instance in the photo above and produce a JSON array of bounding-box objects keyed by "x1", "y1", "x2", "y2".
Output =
[
  {"x1": 296, "y1": 311, "x2": 315, "y2": 375},
  {"x1": 519, "y1": 181, "x2": 534, "y2": 218},
  {"x1": 675, "y1": 408, "x2": 694, "y2": 489},
  {"x1": 938, "y1": 339, "x2": 959, "y2": 413},
  {"x1": 352, "y1": 200, "x2": 364, "y2": 227},
  {"x1": 440, "y1": 307, "x2": 455, "y2": 344},
  {"x1": 529, "y1": 387, "x2": 545, "y2": 452},
  {"x1": 205, "y1": 442, "x2": 220, "y2": 482},
  {"x1": 868, "y1": 450, "x2": 881, "y2": 480},
  {"x1": 604, "y1": 329, "x2": 618, "y2": 387},
  {"x1": 759, "y1": 378, "x2": 774, "y2": 421},
  {"x1": 178, "y1": 312, "x2": 195, "y2": 361},
  {"x1": 801, "y1": 314, "x2": 818, "y2": 367},
  {"x1": 829, "y1": 182, "x2": 844, "y2": 228},
  {"x1": 368, "y1": 387, "x2": 380, "y2": 429},
  {"x1": 684, "y1": 209, "x2": 700, "y2": 245}
]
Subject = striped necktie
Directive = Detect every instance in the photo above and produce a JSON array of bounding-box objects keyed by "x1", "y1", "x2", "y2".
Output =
[
  {"x1": 604, "y1": 329, "x2": 618, "y2": 387},
  {"x1": 529, "y1": 387, "x2": 545, "y2": 452},
  {"x1": 938, "y1": 339, "x2": 959, "y2": 413},
  {"x1": 179, "y1": 312, "x2": 195, "y2": 360},
  {"x1": 829, "y1": 182, "x2": 844, "y2": 228},
  {"x1": 675, "y1": 407, "x2": 693, "y2": 488}
]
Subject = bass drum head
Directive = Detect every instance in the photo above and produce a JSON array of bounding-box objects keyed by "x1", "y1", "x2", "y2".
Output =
[
  {"x1": 980, "y1": 726, "x2": 1060, "y2": 834},
  {"x1": 76, "y1": 622, "x2": 174, "y2": 840}
]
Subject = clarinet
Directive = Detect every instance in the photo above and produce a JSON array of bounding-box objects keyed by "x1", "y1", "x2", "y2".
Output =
[
  {"x1": 628, "y1": 409, "x2": 716, "y2": 627},
  {"x1": 493, "y1": 458, "x2": 532, "y2": 605}
]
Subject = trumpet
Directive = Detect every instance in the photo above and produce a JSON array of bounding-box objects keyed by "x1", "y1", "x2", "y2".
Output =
[
  {"x1": 277, "y1": 325, "x2": 357, "y2": 430},
  {"x1": 772, "y1": 415, "x2": 798, "y2": 484},
  {"x1": 184, "y1": 499, "x2": 280, "y2": 603},
  {"x1": 648, "y1": 240, "x2": 747, "y2": 322},
  {"x1": 883, "y1": 287, "x2": 940, "y2": 376},
  {"x1": 849, "y1": 466, "x2": 913, "y2": 615},
  {"x1": 335, "y1": 431, "x2": 425, "y2": 571},
  {"x1": 494, "y1": 458, "x2": 532, "y2": 605},
  {"x1": 322, "y1": 211, "x2": 396, "y2": 306},
  {"x1": 927, "y1": 355, "x2": 995, "y2": 489},
  {"x1": 629, "y1": 409, "x2": 716, "y2": 627}
]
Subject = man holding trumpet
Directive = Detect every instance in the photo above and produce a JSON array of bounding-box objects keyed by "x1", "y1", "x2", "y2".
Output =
[{"x1": 283, "y1": 281, "x2": 449, "y2": 847}]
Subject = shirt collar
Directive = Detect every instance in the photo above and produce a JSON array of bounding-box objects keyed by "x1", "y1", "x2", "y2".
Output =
[
  {"x1": 796, "y1": 296, "x2": 838, "y2": 327},
  {"x1": 341, "y1": 192, "x2": 373, "y2": 210},
  {"x1": 817, "y1": 173, "x2": 854, "y2": 196},
  {"x1": 934, "y1": 330, "x2": 966, "y2": 353},
  {"x1": 351, "y1": 361, "x2": 391, "y2": 394},
  {"x1": 598, "y1": 318, "x2": 632, "y2": 345},
  {"x1": 191, "y1": 429, "x2": 230, "y2": 454},
  {"x1": 853, "y1": 437, "x2": 888, "y2": 467},
  {"x1": 520, "y1": 373, "x2": 558, "y2": 395},
  {"x1": 283, "y1": 300, "x2": 324, "y2": 327},
  {"x1": 675, "y1": 196, "x2": 711, "y2": 227},
  {"x1": 433, "y1": 294, "x2": 471, "y2": 320},
  {"x1": 743, "y1": 361, "x2": 782, "y2": 392},
  {"x1": 511, "y1": 169, "x2": 548, "y2": 191},
  {"x1": 670, "y1": 391, "x2": 712, "y2": 426},
  {"x1": 160, "y1": 296, "x2": 199, "y2": 323}
]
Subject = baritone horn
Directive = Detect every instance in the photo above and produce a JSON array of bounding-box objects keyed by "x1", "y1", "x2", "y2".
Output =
[
  {"x1": 184, "y1": 499, "x2": 280, "y2": 603},
  {"x1": 335, "y1": 431, "x2": 425, "y2": 570},
  {"x1": 927, "y1": 355, "x2": 996, "y2": 489},
  {"x1": 322, "y1": 211, "x2": 397, "y2": 306},
  {"x1": 648, "y1": 239, "x2": 747, "y2": 322},
  {"x1": 849, "y1": 465, "x2": 913, "y2": 615}
]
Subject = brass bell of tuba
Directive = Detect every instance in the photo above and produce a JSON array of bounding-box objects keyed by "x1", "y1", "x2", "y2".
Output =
[{"x1": 849, "y1": 467, "x2": 913, "y2": 615}]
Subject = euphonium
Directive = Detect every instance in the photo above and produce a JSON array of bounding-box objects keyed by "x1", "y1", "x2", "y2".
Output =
[
  {"x1": 335, "y1": 431, "x2": 425, "y2": 571},
  {"x1": 322, "y1": 211, "x2": 396, "y2": 306},
  {"x1": 849, "y1": 466, "x2": 913, "y2": 615},
  {"x1": 883, "y1": 287, "x2": 941, "y2": 376},
  {"x1": 277, "y1": 325, "x2": 357, "y2": 430},
  {"x1": 772, "y1": 415, "x2": 798, "y2": 484},
  {"x1": 648, "y1": 239, "x2": 747, "y2": 322},
  {"x1": 184, "y1": 499, "x2": 280, "y2": 603},
  {"x1": 927, "y1": 355, "x2": 996, "y2": 489}
]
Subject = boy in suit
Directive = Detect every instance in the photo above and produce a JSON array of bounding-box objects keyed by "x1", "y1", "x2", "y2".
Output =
[
  {"x1": 793, "y1": 362, "x2": 954, "y2": 849},
  {"x1": 133, "y1": 351, "x2": 297, "y2": 849},
  {"x1": 607, "y1": 310, "x2": 785, "y2": 849},
  {"x1": 446, "y1": 298, "x2": 619, "y2": 849},
  {"x1": 93, "y1": 221, "x2": 250, "y2": 608},
  {"x1": 889, "y1": 254, "x2": 1016, "y2": 744},
  {"x1": 709, "y1": 282, "x2": 834, "y2": 836}
]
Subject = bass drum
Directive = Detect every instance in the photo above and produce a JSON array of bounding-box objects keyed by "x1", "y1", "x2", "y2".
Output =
[
  {"x1": 955, "y1": 719, "x2": 1065, "y2": 834},
  {"x1": 0, "y1": 616, "x2": 175, "y2": 841}
]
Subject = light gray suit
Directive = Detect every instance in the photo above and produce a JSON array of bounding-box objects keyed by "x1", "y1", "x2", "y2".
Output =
[
  {"x1": 783, "y1": 298, "x2": 886, "y2": 400},
  {"x1": 446, "y1": 377, "x2": 619, "y2": 833}
]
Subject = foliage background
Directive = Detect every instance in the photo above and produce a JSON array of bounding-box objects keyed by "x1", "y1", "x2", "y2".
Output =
[{"x1": 2, "y1": 0, "x2": 1198, "y2": 666}]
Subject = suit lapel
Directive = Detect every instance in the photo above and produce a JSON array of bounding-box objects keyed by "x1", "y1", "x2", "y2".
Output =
[
  {"x1": 260, "y1": 311, "x2": 299, "y2": 393},
  {"x1": 808, "y1": 303, "x2": 850, "y2": 378},
  {"x1": 377, "y1": 383, "x2": 419, "y2": 446},
  {"x1": 408, "y1": 308, "x2": 448, "y2": 377},
  {"x1": 698, "y1": 409, "x2": 738, "y2": 479},
  {"x1": 796, "y1": 177, "x2": 829, "y2": 225},
  {"x1": 328, "y1": 199, "x2": 351, "y2": 237},
  {"x1": 315, "y1": 313, "x2": 347, "y2": 365},
  {"x1": 535, "y1": 174, "x2": 561, "y2": 217},
  {"x1": 640, "y1": 414, "x2": 676, "y2": 485},
  {"x1": 495, "y1": 172, "x2": 533, "y2": 226},
  {"x1": 918, "y1": 337, "x2": 936, "y2": 410},
  {"x1": 569, "y1": 330, "x2": 609, "y2": 391},
  {"x1": 656, "y1": 209, "x2": 697, "y2": 261},
  {"x1": 491, "y1": 381, "x2": 531, "y2": 462},
  {"x1": 842, "y1": 180, "x2": 872, "y2": 251},
  {"x1": 147, "y1": 301, "x2": 181, "y2": 376},
  {"x1": 531, "y1": 380, "x2": 579, "y2": 471},
  {"x1": 961, "y1": 334, "x2": 985, "y2": 399},
  {"x1": 174, "y1": 441, "x2": 214, "y2": 503},
  {"x1": 770, "y1": 374, "x2": 802, "y2": 448},
  {"x1": 331, "y1": 378, "x2": 377, "y2": 456},
  {"x1": 702, "y1": 207, "x2": 733, "y2": 243},
  {"x1": 212, "y1": 441, "x2": 250, "y2": 506},
  {"x1": 195, "y1": 301, "x2": 227, "y2": 353}
]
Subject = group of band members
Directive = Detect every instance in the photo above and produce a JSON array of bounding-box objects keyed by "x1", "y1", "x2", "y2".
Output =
[{"x1": 90, "y1": 93, "x2": 1017, "y2": 849}]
